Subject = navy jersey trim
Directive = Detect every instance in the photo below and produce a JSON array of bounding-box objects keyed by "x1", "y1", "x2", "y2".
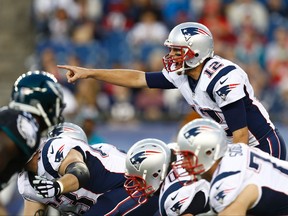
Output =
[
  {"x1": 42, "y1": 138, "x2": 60, "y2": 178},
  {"x1": 182, "y1": 191, "x2": 210, "y2": 215},
  {"x1": 145, "y1": 72, "x2": 176, "y2": 89},
  {"x1": 248, "y1": 186, "x2": 288, "y2": 215},
  {"x1": 187, "y1": 76, "x2": 199, "y2": 93},
  {"x1": 221, "y1": 99, "x2": 247, "y2": 132},
  {"x1": 159, "y1": 180, "x2": 187, "y2": 216},
  {"x1": 206, "y1": 65, "x2": 236, "y2": 102},
  {"x1": 210, "y1": 171, "x2": 240, "y2": 188}
]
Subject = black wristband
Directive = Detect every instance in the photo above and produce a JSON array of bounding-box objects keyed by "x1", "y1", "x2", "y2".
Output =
[
  {"x1": 65, "y1": 162, "x2": 90, "y2": 188},
  {"x1": 53, "y1": 180, "x2": 63, "y2": 196}
]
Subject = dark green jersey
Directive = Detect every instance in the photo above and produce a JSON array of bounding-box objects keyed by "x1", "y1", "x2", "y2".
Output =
[{"x1": 0, "y1": 107, "x2": 41, "y2": 189}]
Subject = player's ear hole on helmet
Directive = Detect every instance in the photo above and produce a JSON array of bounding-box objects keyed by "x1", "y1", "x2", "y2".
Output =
[{"x1": 205, "y1": 148, "x2": 214, "y2": 156}]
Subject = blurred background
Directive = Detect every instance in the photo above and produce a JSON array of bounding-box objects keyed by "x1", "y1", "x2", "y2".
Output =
[{"x1": 0, "y1": 0, "x2": 288, "y2": 215}]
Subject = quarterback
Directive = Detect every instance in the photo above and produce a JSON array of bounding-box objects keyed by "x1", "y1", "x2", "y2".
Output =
[{"x1": 58, "y1": 22, "x2": 286, "y2": 160}]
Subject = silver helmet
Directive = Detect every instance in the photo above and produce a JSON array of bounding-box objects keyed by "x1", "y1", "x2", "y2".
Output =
[
  {"x1": 48, "y1": 122, "x2": 88, "y2": 143},
  {"x1": 174, "y1": 118, "x2": 227, "y2": 179},
  {"x1": 162, "y1": 22, "x2": 214, "y2": 73},
  {"x1": 124, "y1": 138, "x2": 171, "y2": 203}
]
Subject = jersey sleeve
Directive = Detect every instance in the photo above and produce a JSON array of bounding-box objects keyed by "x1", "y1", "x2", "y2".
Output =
[
  {"x1": 212, "y1": 69, "x2": 246, "y2": 108},
  {"x1": 161, "y1": 68, "x2": 188, "y2": 88},
  {"x1": 209, "y1": 147, "x2": 247, "y2": 213},
  {"x1": 42, "y1": 137, "x2": 86, "y2": 175},
  {"x1": 160, "y1": 174, "x2": 210, "y2": 216},
  {"x1": 145, "y1": 71, "x2": 176, "y2": 89}
]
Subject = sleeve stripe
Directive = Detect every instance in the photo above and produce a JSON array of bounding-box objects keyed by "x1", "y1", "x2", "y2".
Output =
[
  {"x1": 159, "y1": 181, "x2": 186, "y2": 216},
  {"x1": 42, "y1": 139, "x2": 60, "y2": 178},
  {"x1": 206, "y1": 65, "x2": 236, "y2": 102},
  {"x1": 210, "y1": 171, "x2": 240, "y2": 188}
]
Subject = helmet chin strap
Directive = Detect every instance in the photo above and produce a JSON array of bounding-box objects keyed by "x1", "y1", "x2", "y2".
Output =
[{"x1": 176, "y1": 65, "x2": 194, "y2": 75}]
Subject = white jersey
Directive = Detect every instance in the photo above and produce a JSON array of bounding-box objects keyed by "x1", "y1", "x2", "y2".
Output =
[
  {"x1": 18, "y1": 138, "x2": 127, "y2": 215},
  {"x1": 162, "y1": 55, "x2": 274, "y2": 147},
  {"x1": 210, "y1": 144, "x2": 288, "y2": 215},
  {"x1": 159, "y1": 164, "x2": 210, "y2": 216}
]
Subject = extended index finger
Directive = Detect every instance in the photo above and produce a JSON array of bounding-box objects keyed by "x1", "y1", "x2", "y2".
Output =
[{"x1": 57, "y1": 65, "x2": 77, "y2": 83}]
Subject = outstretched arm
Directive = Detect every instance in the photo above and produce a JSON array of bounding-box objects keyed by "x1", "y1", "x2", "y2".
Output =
[
  {"x1": 57, "y1": 148, "x2": 90, "y2": 193},
  {"x1": 33, "y1": 149, "x2": 90, "y2": 197},
  {"x1": 58, "y1": 65, "x2": 148, "y2": 88}
]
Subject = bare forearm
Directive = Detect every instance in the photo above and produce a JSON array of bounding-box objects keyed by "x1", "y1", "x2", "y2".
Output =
[
  {"x1": 232, "y1": 127, "x2": 249, "y2": 144},
  {"x1": 219, "y1": 184, "x2": 258, "y2": 215},
  {"x1": 88, "y1": 69, "x2": 147, "y2": 88},
  {"x1": 59, "y1": 65, "x2": 148, "y2": 88},
  {"x1": 58, "y1": 173, "x2": 79, "y2": 193}
]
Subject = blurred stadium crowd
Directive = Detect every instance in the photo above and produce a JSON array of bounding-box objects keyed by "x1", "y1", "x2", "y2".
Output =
[{"x1": 28, "y1": 0, "x2": 288, "y2": 125}]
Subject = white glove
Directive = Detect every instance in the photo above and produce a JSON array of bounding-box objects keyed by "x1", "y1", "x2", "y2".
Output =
[{"x1": 33, "y1": 175, "x2": 63, "y2": 198}]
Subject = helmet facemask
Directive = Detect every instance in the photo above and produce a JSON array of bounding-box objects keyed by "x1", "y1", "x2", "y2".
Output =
[
  {"x1": 124, "y1": 175, "x2": 155, "y2": 204},
  {"x1": 172, "y1": 150, "x2": 204, "y2": 185},
  {"x1": 162, "y1": 45, "x2": 196, "y2": 73}
]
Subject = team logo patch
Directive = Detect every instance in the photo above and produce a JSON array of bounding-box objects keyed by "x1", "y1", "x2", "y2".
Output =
[
  {"x1": 216, "y1": 84, "x2": 240, "y2": 101},
  {"x1": 93, "y1": 146, "x2": 108, "y2": 157},
  {"x1": 181, "y1": 27, "x2": 211, "y2": 42},
  {"x1": 214, "y1": 188, "x2": 235, "y2": 204},
  {"x1": 17, "y1": 113, "x2": 38, "y2": 148},
  {"x1": 130, "y1": 150, "x2": 161, "y2": 171},
  {"x1": 55, "y1": 144, "x2": 64, "y2": 162},
  {"x1": 170, "y1": 197, "x2": 189, "y2": 213}
]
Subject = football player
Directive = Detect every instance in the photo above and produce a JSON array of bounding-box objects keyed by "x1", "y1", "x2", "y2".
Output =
[
  {"x1": 58, "y1": 22, "x2": 286, "y2": 160},
  {"x1": 124, "y1": 138, "x2": 210, "y2": 216},
  {"x1": 0, "y1": 71, "x2": 65, "y2": 215},
  {"x1": 174, "y1": 118, "x2": 288, "y2": 215},
  {"x1": 19, "y1": 122, "x2": 159, "y2": 216}
]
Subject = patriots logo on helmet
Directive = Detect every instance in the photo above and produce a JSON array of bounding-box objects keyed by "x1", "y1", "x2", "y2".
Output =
[
  {"x1": 130, "y1": 150, "x2": 161, "y2": 171},
  {"x1": 170, "y1": 197, "x2": 189, "y2": 213},
  {"x1": 181, "y1": 27, "x2": 211, "y2": 42},
  {"x1": 214, "y1": 188, "x2": 235, "y2": 204},
  {"x1": 184, "y1": 125, "x2": 214, "y2": 143},
  {"x1": 55, "y1": 144, "x2": 64, "y2": 162},
  {"x1": 216, "y1": 84, "x2": 240, "y2": 101}
]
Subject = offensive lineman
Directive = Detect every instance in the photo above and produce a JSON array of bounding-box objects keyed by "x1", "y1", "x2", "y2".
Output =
[
  {"x1": 174, "y1": 118, "x2": 288, "y2": 215},
  {"x1": 58, "y1": 22, "x2": 286, "y2": 160},
  {"x1": 124, "y1": 139, "x2": 210, "y2": 216},
  {"x1": 18, "y1": 122, "x2": 159, "y2": 216}
]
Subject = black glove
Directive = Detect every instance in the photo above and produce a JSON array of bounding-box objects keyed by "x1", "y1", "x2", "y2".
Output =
[{"x1": 33, "y1": 175, "x2": 63, "y2": 198}]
